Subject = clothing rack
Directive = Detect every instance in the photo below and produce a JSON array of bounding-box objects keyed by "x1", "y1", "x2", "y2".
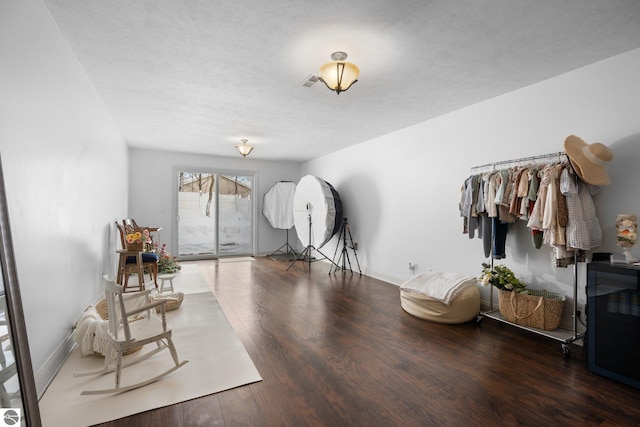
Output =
[
  {"x1": 470, "y1": 151, "x2": 569, "y2": 174},
  {"x1": 472, "y1": 151, "x2": 583, "y2": 356}
]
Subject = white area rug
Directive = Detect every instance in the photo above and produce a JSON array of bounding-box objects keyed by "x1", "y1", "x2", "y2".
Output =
[
  {"x1": 164, "y1": 262, "x2": 212, "y2": 294},
  {"x1": 38, "y1": 265, "x2": 261, "y2": 427}
]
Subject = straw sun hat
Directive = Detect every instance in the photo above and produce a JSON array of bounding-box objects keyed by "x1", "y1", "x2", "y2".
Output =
[{"x1": 563, "y1": 135, "x2": 613, "y2": 186}]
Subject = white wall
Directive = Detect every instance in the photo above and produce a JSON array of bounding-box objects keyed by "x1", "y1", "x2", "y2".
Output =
[
  {"x1": 128, "y1": 148, "x2": 301, "y2": 257},
  {"x1": 0, "y1": 0, "x2": 128, "y2": 395},
  {"x1": 302, "y1": 48, "x2": 640, "y2": 323}
]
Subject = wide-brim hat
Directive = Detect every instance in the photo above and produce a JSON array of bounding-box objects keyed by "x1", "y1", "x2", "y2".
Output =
[{"x1": 563, "y1": 135, "x2": 613, "y2": 186}]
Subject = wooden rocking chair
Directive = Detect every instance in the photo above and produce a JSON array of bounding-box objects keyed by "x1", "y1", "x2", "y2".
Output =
[{"x1": 74, "y1": 275, "x2": 188, "y2": 395}]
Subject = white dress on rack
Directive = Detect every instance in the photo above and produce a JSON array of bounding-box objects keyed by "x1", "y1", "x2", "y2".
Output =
[{"x1": 561, "y1": 167, "x2": 602, "y2": 250}]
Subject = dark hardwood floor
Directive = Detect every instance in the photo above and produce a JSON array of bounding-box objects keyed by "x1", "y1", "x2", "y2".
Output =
[{"x1": 98, "y1": 257, "x2": 640, "y2": 426}]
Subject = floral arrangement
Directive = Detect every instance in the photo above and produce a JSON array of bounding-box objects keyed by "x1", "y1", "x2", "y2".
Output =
[
  {"x1": 154, "y1": 242, "x2": 181, "y2": 274},
  {"x1": 616, "y1": 214, "x2": 637, "y2": 248},
  {"x1": 479, "y1": 262, "x2": 526, "y2": 293},
  {"x1": 125, "y1": 230, "x2": 143, "y2": 245},
  {"x1": 125, "y1": 228, "x2": 151, "y2": 245}
]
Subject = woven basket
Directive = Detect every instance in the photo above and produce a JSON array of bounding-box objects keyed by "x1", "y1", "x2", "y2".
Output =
[
  {"x1": 123, "y1": 225, "x2": 146, "y2": 251},
  {"x1": 150, "y1": 292, "x2": 184, "y2": 311},
  {"x1": 126, "y1": 241, "x2": 144, "y2": 251},
  {"x1": 498, "y1": 289, "x2": 565, "y2": 331},
  {"x1": 94, "y1": 299, "x2": 143, "y2": 356}
]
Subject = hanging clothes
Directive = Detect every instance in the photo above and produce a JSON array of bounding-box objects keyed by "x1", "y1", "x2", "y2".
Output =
[
  {"x1": 486, "y1": 172, "x2": 499, "y2": 218},
  {"x1": 508, "y1": 167, "x2": 528, "y2": 218},
  {"x1": 496, "y1": 169, "x2": 517, "y2": 224},
  {"x1": 517, "y1": 167, "x2": 532, "y2": 219},
  {"x1": 542, "y1": 163, "x2": 579, "y2": 267},
  {"x1": 526, "y1": 167, "x2": 543, "y2": 248},
  {"x1": 542, "y1": 163, "x2": 566, "y2": 248},
  {"x1": 465, "y1": 152, "x2": 602, "y2": 264},
  {"x1": 492, "y1": 217, "x2": 508, "y2": 259},
  {"x1": 476, "y1": 173, "x2": 492, "y2": 258},
  {"x1": 561, "y1": 166, "x2": 602, "y2": 250},
  {"x1": 459, "y1": 176, "x2": 471, "y2": 234},
  {"x1": 527, "y1": 167, "x2": 540, "y2": 202},
  {"x1": 460, "y1": 173, "x2": 493, "y2": 258},
  {"x1": 528, "y1": 164, "x2": 552, "y2": 232},
  {"x1": 459, "y1": 175, "x2": 480, "y2": 238}
]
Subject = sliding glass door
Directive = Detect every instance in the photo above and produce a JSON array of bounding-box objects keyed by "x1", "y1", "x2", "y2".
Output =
[
  {"x1": 177, "y1": 171, "x2": 217, "y2": 257},
  {"x1": 176, "y1": 170, "x2": 254, "y2": 259},
  {"x1": 218, "y1": 174, "x2": 253, "y2": 256}
]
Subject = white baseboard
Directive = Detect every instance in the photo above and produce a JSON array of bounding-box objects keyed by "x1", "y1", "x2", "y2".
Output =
[{"x1": 35, "y1": 332, "x2": 75, "y2": 400}]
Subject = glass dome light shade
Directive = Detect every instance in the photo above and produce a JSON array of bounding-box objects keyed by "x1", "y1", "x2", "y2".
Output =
[
  {"x1": 236, "y1": 140, "x2": 254, "y2": 157},
  {"x1": 318, "y1": 60, "x2": 359, "y2": 94}
]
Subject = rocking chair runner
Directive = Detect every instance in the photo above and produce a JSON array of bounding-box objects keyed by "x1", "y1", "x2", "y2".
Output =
[{"x1": 74, "y1": 276, "x2": 188, "y2": 395}]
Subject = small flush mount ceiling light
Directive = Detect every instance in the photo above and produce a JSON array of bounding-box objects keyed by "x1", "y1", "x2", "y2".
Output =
[
  {"x1": 236, "y1": 139, "x2": 254, "y2": 157},
  {"x1": 318, "y1": 51, "x2": 359, "y2": 95}
]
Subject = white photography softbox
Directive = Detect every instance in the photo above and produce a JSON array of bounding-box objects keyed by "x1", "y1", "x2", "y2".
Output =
[
  {"x1": 263, "y1": 181, "x2": 297, "y2": 257},
  {"x1": 286, "y1": 175, "x2": 342, "y2": 271},
  {"x1": 263, "y1": 181, "x2": 296, "y2": 229}
]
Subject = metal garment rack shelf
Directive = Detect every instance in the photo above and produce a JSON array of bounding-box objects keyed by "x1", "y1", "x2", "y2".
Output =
[
  {"x1": 469, "y1": 151, "x2": 568, "y2": 174},
  {"x1": 477, "y1": 257, "x2": 584, "y2": 356},
  {"x1": 471, "y1": 151, "x2": 584, "y2": 356}
]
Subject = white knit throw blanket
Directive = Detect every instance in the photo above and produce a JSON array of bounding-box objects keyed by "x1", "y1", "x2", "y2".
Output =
[
  {"x1": 72, "y1": 306, "x2": 111, "y2": 358},
  {"x1": 400, "y1": 271, "x2": 476, "y2": 305},
  {"x1": 73, "y1": 295, "x2": 152, "y2": 364}
]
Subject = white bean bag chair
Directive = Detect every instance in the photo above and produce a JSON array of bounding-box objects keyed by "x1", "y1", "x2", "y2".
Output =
[{"x1": 400, "y1": 272, "x2": 480, "y2": 324}]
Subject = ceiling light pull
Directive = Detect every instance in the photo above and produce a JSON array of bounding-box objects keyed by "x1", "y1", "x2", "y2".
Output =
[
  {"x1": 236, "y1": 139, "x2": 254, "y2": 157},
  {"x1": 318, "y1": 51, "x2": 359, "y2": 95}
]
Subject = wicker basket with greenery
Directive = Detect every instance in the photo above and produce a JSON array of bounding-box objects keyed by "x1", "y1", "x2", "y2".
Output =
[{"x1": 479, "y1": 263, "x2": 565, "y2": 331}]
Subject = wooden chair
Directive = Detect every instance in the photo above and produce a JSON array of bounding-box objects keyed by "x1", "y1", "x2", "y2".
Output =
[
  {"x1": 115, "y1": 222, "x2": 158, "y2": 291},
  {"x1": 123, "y1": 218, "x2": 162, "y2": 246},
  {"x1": 122, "y1": 218, "x2": 140, "y2": 228},
  {"x1": 74, "y1": 276, "x2": 188, "y2": 395}
]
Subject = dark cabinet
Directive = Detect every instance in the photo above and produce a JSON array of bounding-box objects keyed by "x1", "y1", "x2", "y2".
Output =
[{"x1": 587, "y1": 261, "x2": 640, "y2": 390}]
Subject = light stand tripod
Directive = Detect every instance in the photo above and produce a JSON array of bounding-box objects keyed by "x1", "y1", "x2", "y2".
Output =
[
  {"x1": 268, "y1": 228, "x2": 298, "y2": 260},
  {"x1": 286, "y1": 206, "x2": 337, "y2": 271},
  {"x1": 330, "y1": 217, "x2": 361, "y2": 275}
]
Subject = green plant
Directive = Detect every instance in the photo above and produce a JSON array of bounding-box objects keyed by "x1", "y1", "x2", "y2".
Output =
[
  {"x1": 479, "y1": 262, "x2": 526, "y2": 293},
  {"x1": 155, "y1": 243, "x2": 181, "y2": 274}
]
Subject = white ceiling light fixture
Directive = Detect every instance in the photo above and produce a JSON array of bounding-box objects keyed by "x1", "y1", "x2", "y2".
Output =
[
  {"x1": 318, "y1": 51, "x2": 359, "y2": 95},
  {"x1": 236, "y1": 139, "x2": 254, "y2": 157}
]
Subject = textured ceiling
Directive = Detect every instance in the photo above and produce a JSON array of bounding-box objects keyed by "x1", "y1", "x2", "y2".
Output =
[{"x1": 43, "y1": 0, "x2": 640, "y2": 162}]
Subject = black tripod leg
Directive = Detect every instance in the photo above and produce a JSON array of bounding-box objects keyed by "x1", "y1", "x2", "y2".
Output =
[
  {"x1": 331, "y1": 220, "x2": 354, "y2": 274},
  {"x1": 313, "y1": 247, "x2": 339, "y2": 269},
  {"x1": 268, "y1": 241, "x2": 289, "y2": 257},
  {"x1": 346, "y1": 223, "x2": 362, "y2": 275},
  {"x1": 286, "y1": 246, "x2": 309, "y2": 271},
  {"x1": 330, "y1": 224, "x2": 346, "y2": 274}
]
